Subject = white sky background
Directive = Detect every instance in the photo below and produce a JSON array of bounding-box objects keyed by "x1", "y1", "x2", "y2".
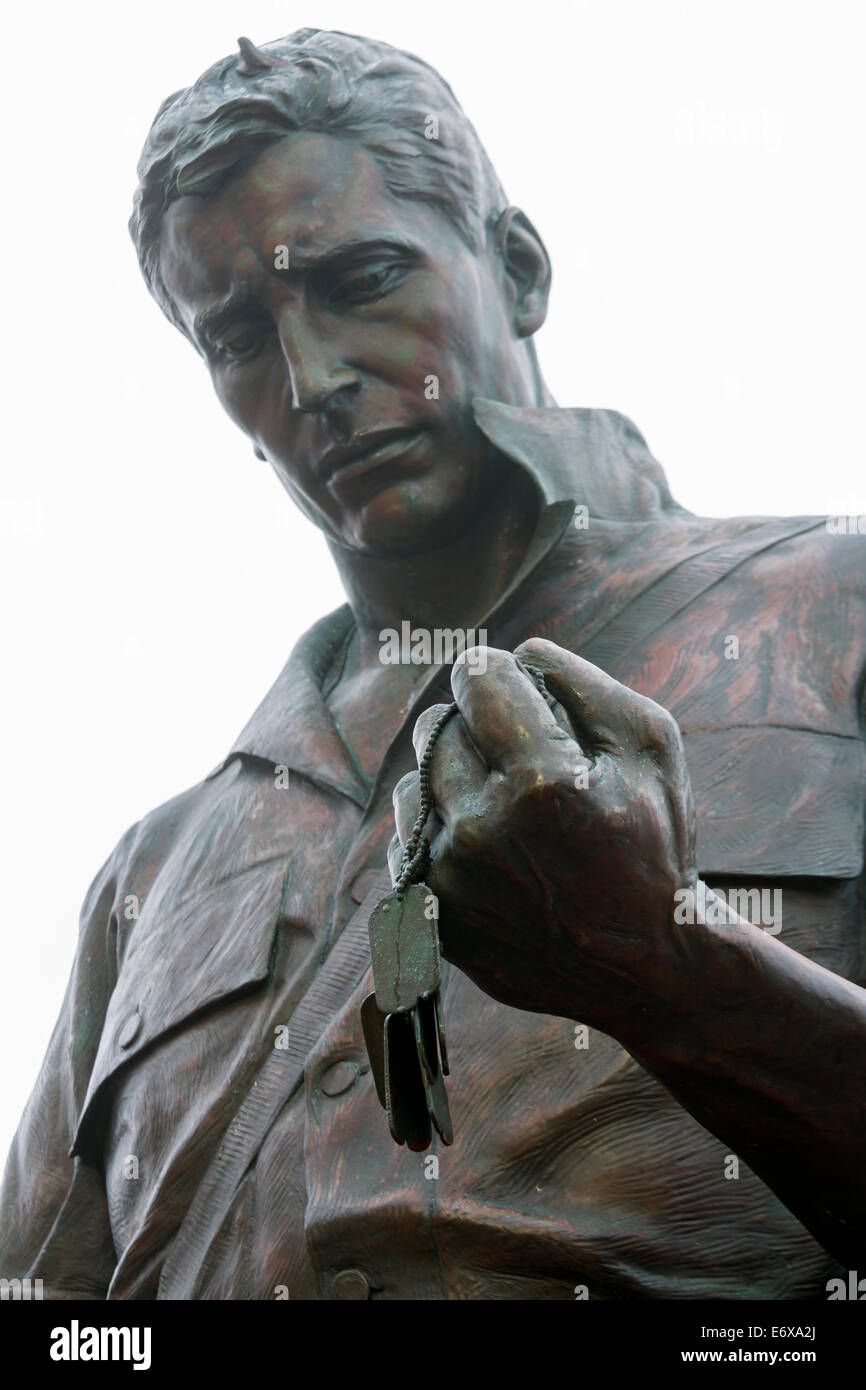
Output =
[{"x1": 0, "y1": 0, "x2": 863, "y2": 1161}]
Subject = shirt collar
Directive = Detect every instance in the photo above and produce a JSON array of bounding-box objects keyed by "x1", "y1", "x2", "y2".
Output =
[
  {"x1": 470, "y1": 397, "x2": 680, "y2": 517},
  {"x1": 207, "y1": 401, "x2": 682, "y2": 794}
]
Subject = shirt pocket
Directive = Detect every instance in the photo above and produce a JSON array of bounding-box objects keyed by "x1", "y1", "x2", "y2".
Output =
[
  {"x1": 71, "y1": 857, "x2": 287, "y2": 1161},
  {"x1": 684, "y1": 723, "x2": 865, "y2": 982},
  {"x1": 684, "y1": 724, "x2": 865, "y2": 878}
]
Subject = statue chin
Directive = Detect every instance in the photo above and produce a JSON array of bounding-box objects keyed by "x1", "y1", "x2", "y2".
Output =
[{"x1": 335, "y1": 467, "x2": 488, "y2": 558}]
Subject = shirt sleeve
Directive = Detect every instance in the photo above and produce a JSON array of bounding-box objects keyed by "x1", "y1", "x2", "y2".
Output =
[{"x1": 0, "y1": 834, "x2": 130, "y2": 1299}]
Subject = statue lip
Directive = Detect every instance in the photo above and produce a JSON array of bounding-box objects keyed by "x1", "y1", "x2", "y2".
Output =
[{"x1": 318, "y1": 426, "x2": 428, "y2": 485}]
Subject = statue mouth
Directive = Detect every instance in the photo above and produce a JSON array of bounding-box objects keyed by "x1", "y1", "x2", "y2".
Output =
[{"x1": 319, "y1": 428, "x2": 429, "y2": 486}]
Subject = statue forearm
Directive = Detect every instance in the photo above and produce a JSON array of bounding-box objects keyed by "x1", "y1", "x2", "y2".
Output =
[{"x1": 616, "y1": 891, "x2": 866, "y2": 1266}]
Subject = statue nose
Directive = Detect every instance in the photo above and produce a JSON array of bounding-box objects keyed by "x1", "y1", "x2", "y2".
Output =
[{"x1": 276, "y1": 308, "x2": 361, "y2": 414}]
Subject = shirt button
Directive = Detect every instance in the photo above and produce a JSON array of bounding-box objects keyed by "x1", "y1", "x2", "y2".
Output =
[
  {"x1": 320, "y1": 1060, "x2": 359, "y2": 1097},
  {"x1": 330, "y1": 1269, "x2": 371, "y2": 1300},
  {"x1": 118, "y1": 1009, "x2": 142, "y2": 1049}
]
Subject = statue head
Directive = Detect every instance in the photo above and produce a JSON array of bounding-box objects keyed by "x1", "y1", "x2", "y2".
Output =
[{"x1": 131, "y1": 30, "x2": 552, "y2": 553}]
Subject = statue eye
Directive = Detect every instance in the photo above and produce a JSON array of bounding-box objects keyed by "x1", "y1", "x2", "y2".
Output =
[
  {"x1": 216, "y1": 322, "x2": 270, "y2": 362},
  {"x1": 328, "y1": 260, "x2": 409, "y2": 307}
]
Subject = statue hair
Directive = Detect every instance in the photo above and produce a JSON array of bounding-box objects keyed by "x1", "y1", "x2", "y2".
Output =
[{"x1": 130, "y1": 28, "x2": 509, "y2": 342}]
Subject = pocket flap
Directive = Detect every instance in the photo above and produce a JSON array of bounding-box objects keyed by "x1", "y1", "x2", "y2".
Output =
[
  {"x1": 684, "y1": 725, "x2": 865, "y2": 878},
  {"x1": 71, "y1": 859, "x2": 286, "y2": 1158}
]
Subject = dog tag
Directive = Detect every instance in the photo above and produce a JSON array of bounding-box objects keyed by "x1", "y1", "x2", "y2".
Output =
[
  {"x1": 369, "y1": 883, "x2": 440, "y2": 1015},
  {"x1": 413, "y1": 994, "x2": 453, "y2": 1144},
  {"x1": 384, "y1": 1010, "x2": 432, "y2": 1151},
  {"x1": 360, "y1": 992, "x2": 388, "y2": 1109}
]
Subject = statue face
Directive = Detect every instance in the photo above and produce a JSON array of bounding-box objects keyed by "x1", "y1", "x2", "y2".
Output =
[{"x1": 160, "y1": 133, "x2": 534, "y2": 554}]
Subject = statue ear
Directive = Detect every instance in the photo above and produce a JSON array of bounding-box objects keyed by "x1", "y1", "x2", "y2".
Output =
[
  {"x1": 253, "y1": 445, "x2": 266, "y2": 461},
  {"x1": 491, "y1": 207, "x2": 552, "y2": 338}
]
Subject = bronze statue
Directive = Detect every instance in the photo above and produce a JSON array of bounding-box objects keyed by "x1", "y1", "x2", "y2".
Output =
[{"x1": 2, "y1": 28, "x2": 864, "y2": 1300}]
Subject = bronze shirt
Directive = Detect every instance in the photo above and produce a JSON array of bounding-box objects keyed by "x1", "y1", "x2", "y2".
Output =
[{"x1": 2, "y1": 401, "x2": 863, "y2": 1299}]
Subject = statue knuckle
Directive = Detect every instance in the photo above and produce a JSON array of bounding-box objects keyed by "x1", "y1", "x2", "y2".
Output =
[
  {"x1": 512, "y1": 765, "x2": 575, "y2": 822},
  {"x1": 635, "y1": 700, "x2": 682, "y2": 762},
  {"x1": 414, "y1": 704, "x2": 451, "y2": 744},
  {"x1": 392, "y1": 770, "x2": 419, "y2": 807},
  {"x1": 449, "y1": 812, "x2": 488, "y2": 860}
]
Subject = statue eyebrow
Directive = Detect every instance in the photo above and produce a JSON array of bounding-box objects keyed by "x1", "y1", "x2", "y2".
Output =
[{"x1": 285, "y1": 234, "x2": 421, "y2": 273}]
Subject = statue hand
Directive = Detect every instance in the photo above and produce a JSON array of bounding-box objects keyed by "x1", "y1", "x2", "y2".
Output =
[{"x1": 390, "y1": 639, "x2": 698, "y2": 1032}]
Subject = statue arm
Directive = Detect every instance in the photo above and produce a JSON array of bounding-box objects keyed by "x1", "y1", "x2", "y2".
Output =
[
  {"x1": 617, "y1": 882, "x2": 866, "y2": 1268},
  {"x1": 394, "y1": 632, "x2": 866, "y2": 1268},
  {"x1": 0, "y1": 842, "x2": 125, "y2": 1298}
]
